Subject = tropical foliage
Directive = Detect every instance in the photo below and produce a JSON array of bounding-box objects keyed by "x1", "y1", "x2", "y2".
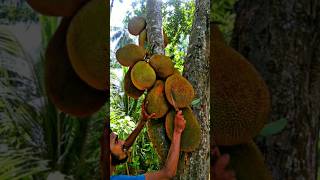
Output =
[{"x1": 110, "y1": 0, "x2": 195, "y2": 175}]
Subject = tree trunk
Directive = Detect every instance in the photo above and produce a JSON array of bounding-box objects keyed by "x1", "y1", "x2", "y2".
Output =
[
  {"x1": 179, "y1": 0, "x2": 210, "y2": 179},
  {"x1": 146, "y1": 0, "x2": 210, "y2": 179},
  {"x1": 145, "y1": 0, "x2": 170, "y2": 166},
  {"x1": 231, "y1": 0, "x2": 320, "y2": 179},
  {"x1": 146, "y1": 0, "x2": 164, "y2": 55}
]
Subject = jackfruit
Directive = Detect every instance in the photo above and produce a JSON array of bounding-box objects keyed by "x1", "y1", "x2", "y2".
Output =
[
  {"x1": 219, "y1": 141, "x2": 273, "y2": 180},
  {"x1": 165, "y1": 107, "x2": 201, "y2": 152},
  {"x1": 128, "y1": 16, "x2": 146, "y2": 36},
  {"x1": 149, "y1": 55, "x2": 174, "y2": 78},
  {"x1": 147, "y1": 118, "x2": 170, "y2": 162},
  {"x1": 131, "y1": 61, "x2": 156, "y2": 90},
  {"x1": 116, "y1": 44, "x2": 146, "y2": 67},
  {"x1": 211, "y1": 23, "x2": 225, "y2": 44},
  {"x1": 138, "y1": 29, "x2": 147, "y2": 48},
  {"x1": 45, "y1": 19, "x2": 106, "y2": 117},
  {"x1": 138, "y1": 29, "x2": 169, "y2": 48},
  {"x1": 146, "y1": 80, "x2": 169, "y2": 118},
  {"x1": 165, "y1": 74, "x2": 195, "y2": 108},
  {"x1": 66, "y1": 0, "x2": 108, "y2": 90},
  {"x1": 211, "y1": 25, "x2": 270, "y2": 146},
  {"x1": 124, "y1": 67, "x2": 144, "y2": 99},
  {"x1": 26, "y1": 0, "x2": 88, "y2": 16}
]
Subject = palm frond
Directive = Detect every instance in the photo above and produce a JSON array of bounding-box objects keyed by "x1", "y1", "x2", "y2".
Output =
[{"x1": 0, "y1": 146, "x2": 49, "y2": 180}]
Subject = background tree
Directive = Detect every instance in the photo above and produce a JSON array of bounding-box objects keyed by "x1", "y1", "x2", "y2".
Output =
[{"x1": 230, "y1": 1, "x2": 320, "y2": 179}]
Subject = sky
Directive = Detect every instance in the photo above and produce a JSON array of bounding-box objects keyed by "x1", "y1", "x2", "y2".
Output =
[{"x1": 110, "y1": 1, "x2": 133, "y2": 51}]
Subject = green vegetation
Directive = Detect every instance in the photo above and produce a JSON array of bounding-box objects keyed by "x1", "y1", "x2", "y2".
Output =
[{"x1": 110, "y1": 0, "x2": 195, "y2": 175}]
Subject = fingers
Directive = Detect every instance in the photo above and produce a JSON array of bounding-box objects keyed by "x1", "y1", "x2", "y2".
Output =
[
  {"x1": 214, "y1": 154, "x2": 230, "y2": 173},
  {"x1": 149, "y1": 113, "x2": 156, "y2": 118}
]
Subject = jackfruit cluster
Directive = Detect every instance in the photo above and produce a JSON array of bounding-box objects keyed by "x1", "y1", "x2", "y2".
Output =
[
  {"x1": 28, "y1": 0, "x2": 107, "y2": 117},
  {"x1": 115, "y1": 16, "x2": 201, "y2": 153}
]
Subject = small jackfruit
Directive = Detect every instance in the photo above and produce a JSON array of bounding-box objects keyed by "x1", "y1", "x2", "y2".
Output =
[
  {"x1": 138, "y1": 29, "x2": 147, "y2": 48},
  {"x1": 138, "y1": 29, "x2": 169, "y2": 48},
  {"x1": 219, "y1": 141, "x2": 273, "y2": 180},
  {"x1": 67, "y1": 0, "x2": 108, "y2": 90},
  {"x1": 165, "y1": 107, "x2": 201, "y2": 152},
  {"x1": 146, "y1": 80, "x2": 169, "y2": 118},
  {"x1": 128, "y1": 16, "x2": 146, "y2": 36},
  {"x1": 116, "y1": 44, "x2": 146, "y2": 67},
  {"x1": 149, "y1": 55, "x2": 174, "y2": 78},
  {"x1": 124, "y1": 67, "x2": 144, "y2": 99},
  {"x1": 165, "y1": 74, "x2": 195, "y2": 108},
  {"x1": 131, "y1": 61, "x2": 156, "y2": 90},
  {"x1": 45, "y1": 19, "x2": 106, "y2": 117}
]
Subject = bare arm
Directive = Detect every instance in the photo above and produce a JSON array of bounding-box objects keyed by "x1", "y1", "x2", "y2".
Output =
[
  {"x1": 145, "y1": 111, "x2": 186, "y2": 180},
  {"x1": 123, "y1": 101, "x2": 156, "y2": 150},
  {"x1": 123, "y1": 116, "x2": 147, "y2": 150}
]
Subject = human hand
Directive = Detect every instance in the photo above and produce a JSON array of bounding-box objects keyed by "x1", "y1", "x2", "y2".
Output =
[
  {"x1": 141, "y1": 100, "x2": 156, "y2": 121},
  {"x1": 174, "y1": 110, "x2": 186, "y2": 133},
  {"x1": 211, "y1": 148, "x2": 236, "y2": 180}
]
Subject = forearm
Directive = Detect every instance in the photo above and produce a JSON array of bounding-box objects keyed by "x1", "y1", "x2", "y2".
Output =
[
  {"x1": 123, "y1": 116, "x2": 146, "y2": 149},
  {"x1": 163, "y1": 131, "x2": 182, "y2": 177}
]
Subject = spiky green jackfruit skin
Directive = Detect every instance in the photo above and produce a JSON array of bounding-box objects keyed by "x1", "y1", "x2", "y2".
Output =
[
  {"x1": 131, "y1": 61, "x2": 156, "y2": 90},
  {"x1": 147, "y1": 118, "x2": 170, "y2": 162},
  {"x1": 26, "y1": 0, "x2": 88, "y2": 17},
  {"x1": 128, "y1": 16, "x2": 146, "y2": 36},
  {"x1": 67, "y1": 0, "x2": 108, "y2": 90},
  {"x1": 149, "y1": 55, "x2": 174, "y2": 78},
  {"x1": 116, "y1": 44, "x2": 146, "y2": 67},
  {"x1": 45, "y1": 19, "x2": 106, "y2": 117},
  {"x1": 165, "y1": 74, "x2": 195, "y2": 108},
  {"x1": 165, "y1": 107, "x2": 201, "y2": 152},
  {"x1": 146, "y1": 80, "x2": 169, "y2": 118},
  {"x1": 124, "y1": 67, "x2": 144, "y2": 99},
  {"x1": 219, "y1": 141, "x2": 273, "y2": 180},
  {"x1": 211, "y1": 25, "x2": 271, "y2": 146}
]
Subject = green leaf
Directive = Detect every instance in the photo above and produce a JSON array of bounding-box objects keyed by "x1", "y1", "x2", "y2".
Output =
[
  {"x1": 259, "y1": 118, "x2": 287, "y2": 137},
  {"x1": 191, "y1": 98, "x2": 200, "y2": 106}
]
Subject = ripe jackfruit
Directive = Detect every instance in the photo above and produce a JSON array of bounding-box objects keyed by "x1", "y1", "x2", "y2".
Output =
[
  {"x1": 165, "y1": 107, "x2": 201, "y2": 152},
  {"x1": 146, "y1": 80, "x2": 169, "y2": 118},
  {"x1": 131, "y1": 61, "x2": 156, "y2": 90},
  {"x1": 149, "y1": 55, "x2": 174, "y2": 78},
  {"x1": 67, "y1": 0, "x2": 108, "y2": 90},
  {"x1": 26, "y1": 0, "x2": 88, "y2": 16},
  {"x1": 128, "y1": 16, "x2": 146, "y2": 36},
  {"x1": 45, "y1": 19, "x2": 106, "y2": 117},
  {"x1": 165, "y1": 74, "x2": 195, "y2": 108},
  {"x1": 116, "y1": 44, "x2": 146, "y2": 67},
  {"x1": 124, "y1": 67, "x2": 144, "y2": 99},
  {"x1": 211, "y1": 25, "x2": 270, "y2": 145}
]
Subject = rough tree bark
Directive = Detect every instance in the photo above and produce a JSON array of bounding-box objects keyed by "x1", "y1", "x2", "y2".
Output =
[
  {"x1": 180, "y1": 0, "x2": 210, "y2": 179},
  {"x1": 146, "y1": 0, "x2": 164, "y2": 55},
  {"x1": 231, "y1": 0, "x2": 320, "y2": 179},
  {"x1": 145, "y1": 0, "x2": 210, "y2": 179}
]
